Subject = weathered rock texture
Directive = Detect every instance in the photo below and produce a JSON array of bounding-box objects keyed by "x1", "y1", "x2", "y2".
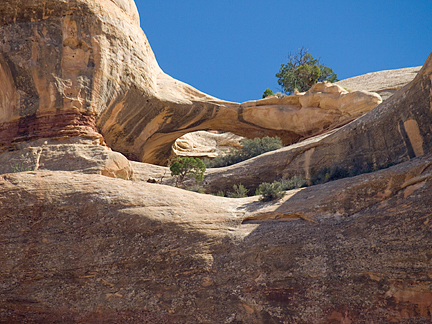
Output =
[
  {"x1": 336, "y1": 66, "x2": 421, "y2": 100},
  {"x1": 1, "y1": 152, "x2": 432, "y2": 323},
  {"x1": 202, "y1": 53, "x2": 432, "y2": 194},
  {"x1": 173, "y1": 82, "x2": 381, "y2": 160},
  {"x1": 1, "y1": 1, "x2": 432, "y2": 323},
  {"x1": 0, "y1": 138, "x2": 133, "y2": 179},
  {"x1": 0, "y1": 0, "x2": 382, "y2": 166},
  {"x1": 0, "y1": 0, "x2": 290, "y2": 165},
  {"x1": 240, "y1": 81, "x2": 381, "y2": 136},
  {"x1": 173, "y1": 131, "x2": 243, "y2": 159}
]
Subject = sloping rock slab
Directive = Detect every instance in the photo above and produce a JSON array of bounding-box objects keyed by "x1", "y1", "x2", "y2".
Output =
[
  {"x1": 336, "y1": 66, "x2": 421, "y2": 100},
  {"x1": 0, "y1": 152, "x2": 432, "y2": 323}
]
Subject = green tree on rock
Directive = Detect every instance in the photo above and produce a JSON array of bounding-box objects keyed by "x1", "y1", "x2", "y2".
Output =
[
  {"x1": 262, "y1": 88, "x2": 274, "y2": 98},
  {"x1": 170, "y1": 157, "x2": 206, "y2": 187},
  {"x1": 276, "y1": 47, "x2": 338, "y2": 94}
]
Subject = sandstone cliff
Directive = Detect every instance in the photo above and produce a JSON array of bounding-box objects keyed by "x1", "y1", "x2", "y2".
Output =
[{"x1": 1, "y1": 0, "x2": 432, "y2": 323}]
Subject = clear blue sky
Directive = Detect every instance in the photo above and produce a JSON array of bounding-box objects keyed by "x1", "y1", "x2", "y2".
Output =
[{"x1": 137, "y1": 0, "x2": 432, "y2": 103}]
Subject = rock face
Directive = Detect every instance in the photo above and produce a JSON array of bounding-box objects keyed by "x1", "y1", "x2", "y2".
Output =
[
  {"x1": 0, "y1": 138, "x2": 133, "y2": 179},
  {"x1": 0, "y1": 0, "x2": 381, "y2": 166},
  {"x1": 1, "y1": 1, "x2": 432, "y2": 323},
  {"x1": 1, "y1": 153, "x2": 432, "y2": 323},
  {"x1": 202, "y1": 53, "x2": 432, "y2": 194},
  {"x1": 0, "y1": 0, "x2": 289, "y2": 165},
  {"x1": 336, "y1": 66, "x2": 421, "y2": 100}
]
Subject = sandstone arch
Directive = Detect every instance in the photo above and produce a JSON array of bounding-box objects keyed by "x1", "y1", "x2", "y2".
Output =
[{"x1": 0, "y1": 0, "x2": 381, "y2": 166}]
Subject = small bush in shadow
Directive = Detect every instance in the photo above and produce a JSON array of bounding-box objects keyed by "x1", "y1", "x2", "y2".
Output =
[
  {"x1": 228, "y1": 184, "x2": 249, "y2": 198},
  {"x1": 257, "y1": 181, "x2": 285, "y2": 202},
  {"x1": 280, "y1": 175, "x2": 306, "y2": 190},
  {"x1": 186, "y1": 185, "x2": 206, "y2": 194}
]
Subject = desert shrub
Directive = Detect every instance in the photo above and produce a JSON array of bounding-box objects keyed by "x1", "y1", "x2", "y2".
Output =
[
  {"x1": 216, "y1": 190, "x2": 225, "y2": 197},
  {"x1": 311, "y1": 162, "x2": 375, "y2": 185},
  {"x1": 10, "y1": 163, "x2": 32, "y2": 173},
  {"x1": 280, "y1": 175, "x2": 306, "y2": 190},
  {"x1": 204, "y1": 136, "x2": 283, "y2": 168},
  {"x1": 229, "y1": 184, "x2": 248, "y2": 198},
  {"x1": 262, "y1": 88, "x2": 274, "y2": 98},
  {"x1": 258, "y1": 181, "x2": 285, "y2": 202},
  {"x1": 170, "y1": 157, "x2": 206, "y2": 187},
  {"x1": 187, "y1": 185, "x2": 206, "y2": 194}
]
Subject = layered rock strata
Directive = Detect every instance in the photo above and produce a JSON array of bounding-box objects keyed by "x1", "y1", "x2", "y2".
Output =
[{"x1": 0, "y1": 0, "x2": 289, "y2": 165}]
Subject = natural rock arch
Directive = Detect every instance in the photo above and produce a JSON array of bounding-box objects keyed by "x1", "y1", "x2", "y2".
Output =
[{"x1": 0, "y1": 0, "x2": 381, "y2": 166}]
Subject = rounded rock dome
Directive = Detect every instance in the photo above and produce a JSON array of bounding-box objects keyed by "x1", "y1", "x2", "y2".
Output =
[{"x1": 109, "y1": 0, "x2": 140, "y2": 24}]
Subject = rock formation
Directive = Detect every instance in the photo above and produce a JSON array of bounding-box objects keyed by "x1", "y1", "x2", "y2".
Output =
[
  {"x1": 174, "y1": 82, "x2": 381, "y2": 160},
  {"x1": 201, "y1": 53, "x2": 432, "y2": 194},
  {"x1": 172, "y1": 131, "x2": 243, "y2": 159},
  {"x1": 0, "y1": 0, "x2": 381, "y2": 166},
  {"x1": 0, "y1": 138, "x2": 133, "y2": 179},
  {"x1": 1, "y1": 0, "x2": 432, "y2": 323},
  {"x1": 336, "y1": 66, "x2": 421, "y2": 100},
  {"x1": 239, "y1": 81, "x2": 381, "y2": 136},
  {"x1": 0, "y1": 0, "x2": 289, "y2": 165},
  {"x1": 1, "y1": 151, "x2": 432, "y2": 323}
]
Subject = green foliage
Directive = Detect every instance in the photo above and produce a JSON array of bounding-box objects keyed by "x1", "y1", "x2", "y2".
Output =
[
  {"x1": 229, "y1": 184, "x2": 248, "y2": 198},
  {"x1": 258, "y1": 181, "x2": 285, "y2": 202},
  {"x1": 204, "y1": 136, "x2": 283, "y2": 168},
  {"x1": 280, "y1": 175, "x2": 306, "y2": 190},
  {"x1": 170, "y1": 157, "x2": 206, "y2": 187},
  {"x1": 310, "y1": 160, "x2": 397, "y2": 185},
  {"x1": 216, "y1": 190, "x2": 225, "y2": 197},
  {"x1": 262, "y1": 88, "x2": 274, "y2": 98},
  {"x1": 10, "y1": 163, "x2": 31, "y2": 173},
  {"x1": 276, "y1": 47, "x2": 338, "y2": 94},
  {"x1": 186, "y1": 185, "x2": 206, "y2": 194}
]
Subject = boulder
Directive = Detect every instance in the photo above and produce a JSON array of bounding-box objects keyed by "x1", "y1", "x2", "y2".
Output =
[
  {"x1": 0, "y1": 138, "x2": 133, "y2": 179},
  {"x1": 172, "y1": 131, "x2": 243, "y2": 159}
]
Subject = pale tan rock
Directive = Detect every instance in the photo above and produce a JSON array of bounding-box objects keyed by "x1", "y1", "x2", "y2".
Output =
[
  {"x1": 336, "y1": 66, "x2": 421, "y2": 100},
  {"x1": 0, "y1": 0, "x2": 302, "y2": 165},
  {"x1": 241, "y1": 81, "x2": 382, "y2": 136},
  {"x1": 172, "y1": 131, "x2": 243, "y2": 158},
  {"x1": 202, "y1": 53, "x2": 432, "y2": 194},
  {"x1": 0, "y1": 138, "x2": 133, "y2": 179},
  {"x1": 1, "y1": 152, "x2": 432, "y2": 323}
]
